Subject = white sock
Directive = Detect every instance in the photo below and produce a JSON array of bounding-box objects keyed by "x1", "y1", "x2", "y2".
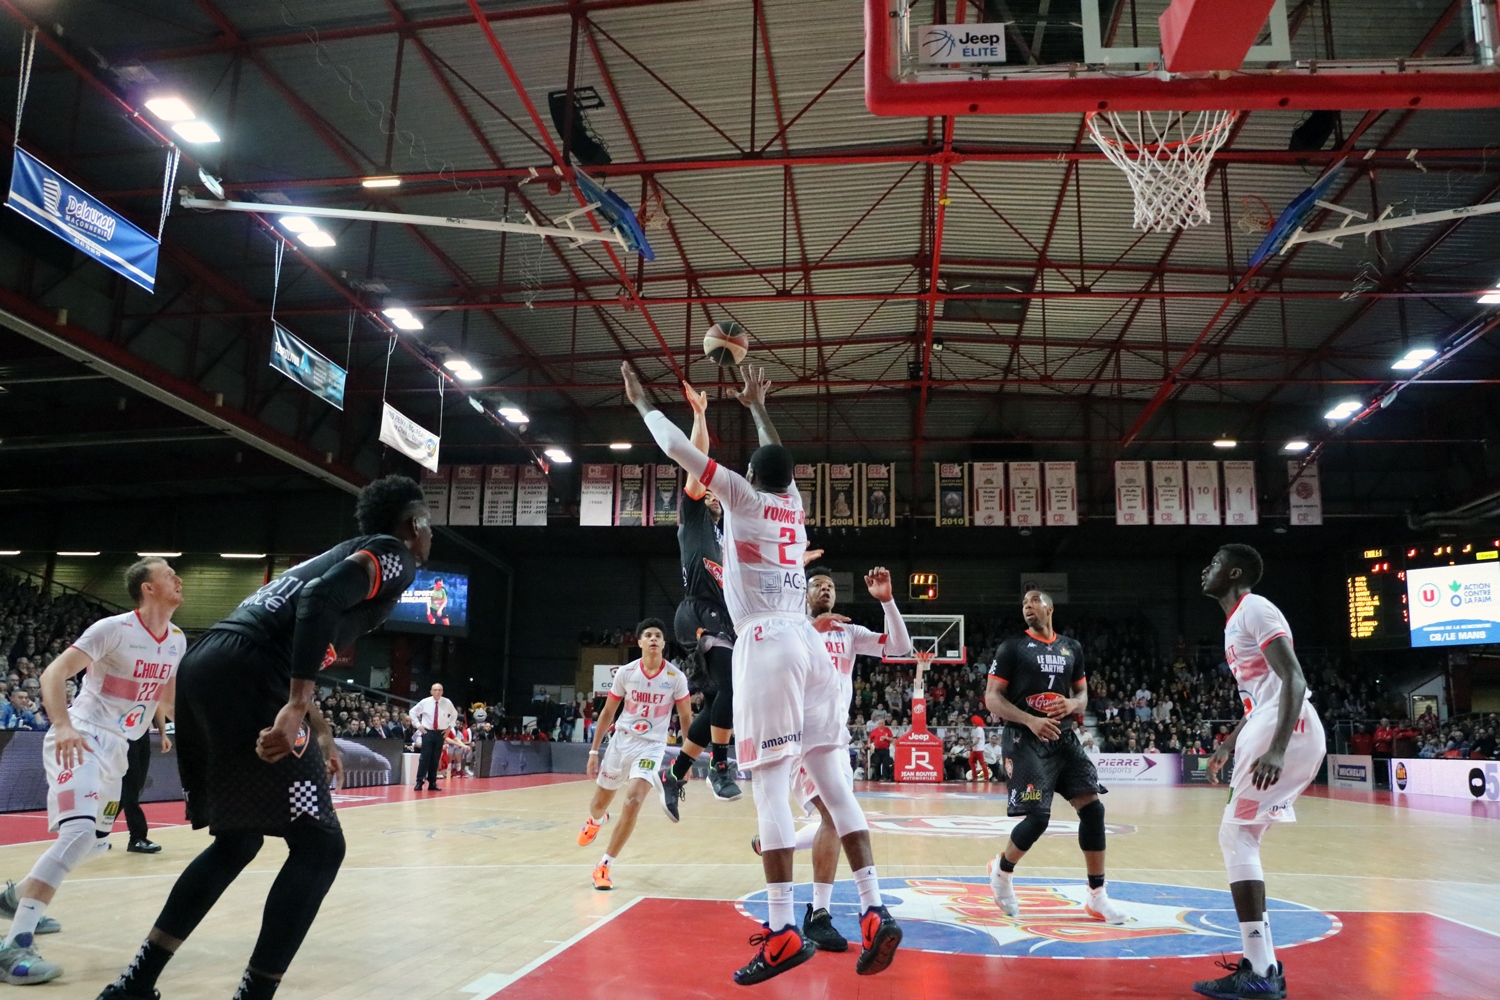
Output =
[
  {"x1": 4, "y1": 898, "x2": 46, "y2": 948},
  {"x1": 89, "y1": 837, "x2": 111, "y2": 860},
  {"x1": 1262, "y1": 912, "x2": 1274, "y2": 954},
  {"x1": 1239, "y1": 920, "x2": 1276, "y2": 976},
  {"x1": 853, "y1": 865, "x2": 882, "y2": 911},
  {"x1": 793, "y1": 822, "x2": 820, "y2": 852},
  {"x1": 600, "y1": 853, "x2": 615, "y2": 867},
  {"x1": 589, "y1": 811, "x2": 607, "y2": 825},
  {"x1": 767, "y1": 882, "x2": 795, "y2": 931},
  {"x1": 813, "y1": 882, "x2": 834, "y2": 912}
]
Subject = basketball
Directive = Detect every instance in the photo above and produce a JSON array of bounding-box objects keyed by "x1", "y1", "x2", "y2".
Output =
[{"x1": 703, "y1": 321, "x2": 749, "y2": 366}]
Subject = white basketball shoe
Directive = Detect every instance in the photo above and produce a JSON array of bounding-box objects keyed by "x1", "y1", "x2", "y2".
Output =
[
  {"x1": 987, "y1": 856, "x2": 1019, "y2": 917},
  {"x1": 1084, "y1": 885, "x2": 1128, "y2": 924}
]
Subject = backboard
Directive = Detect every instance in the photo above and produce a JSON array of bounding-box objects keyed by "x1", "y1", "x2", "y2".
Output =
[{"x1": 884, "y1": 614, "x2": 966, "y2": 665}]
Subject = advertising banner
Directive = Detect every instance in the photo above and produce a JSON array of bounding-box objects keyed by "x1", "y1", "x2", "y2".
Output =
[
  {"x1": 1009, "y1": 461, "x2": 1042, "y2": 528},
  {"x1": 1406, "y1": 562, "x2": 1500, "y2": 647},
  {"x1": 1327, "y1": 754, "x2": 1376, "y2": 791},
  {"x1": 1114, "y1": 460, "x2": 1148, "y2": 526},
  {"x1": 516, "y1": 465, "x2": 548, "y2": 526},
  {"x1": 1091, "y1": 753, "x2": 1181, "y2": 785},
  {"x1": 1390, "y1": 757, "x2": 1499, "y2": 801},
  {"x1": 1180, "y1": 754, "x2": 1216, "y2": 785},
  {"x1": 1152, "y1": 460, "x2": 1186, "y2": 525},
  {"x1": 1044, "y1": 461, "x2": 1078, "y2": 526},
  {"x1": 1187, "y1": 460, "x2": 1221, "y2": 526},
  {"x1": 593, "y1": 663, "x2": 624, "y2": 695},
  {"x1": 579, "y1": 464, "x2": 615, "y2": 526},
  {"x1": 826, "y1": 463, "x2": 859, "y2": 526},
  {"x1": 269, "y1": 322, "x2": 346, "y2": 409},
  {"x1": 379, "y1": 402, "x2": 441, "y2": 473},
  {"x1": 918, "y1": 24, "x2": 1007, "y2": 63},
  {"x1": 419, "y1": 467, "x2": 451, "y2": 526},
  {"x1": 1287, "y1": 460, "x2": 1323, "y2": 526},
  {"x1": 448, "y1": 464, "x2": 483, "y2": 525},
  {"x1": 863, "y1": 463, "x2": 895, "y2": 526},
  {"x1": 649, "y1": 464, "x2": 680, "y2": 526},
  {"x1": 1223, "y1": 460, "x2": 1259, "y2": 525},
  {"x1": 481, "y1": 464, "x2": 515, "y2": 526},
  {"x1": 615, "y1": 465, "x2": 647, "y2": 526},
  {"x1": 971, "y1": 461, "x2": 1005, "y2": 526},
  {"x1": 935, "y1": 463, "x2": 969, "y2": 526}
]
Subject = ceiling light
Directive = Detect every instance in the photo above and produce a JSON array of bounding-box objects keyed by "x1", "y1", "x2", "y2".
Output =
[
  {"x1": 498, "y1": 406, "x2": 529, "y2": 424},
  {"x1": 297, "y1": 230, "x2": 336, "y2": 248},
  {"x1": 0, "y1": 551, "x2": 20, "y2": 557},
  {"x1": 362, "y1": 176, "x2": 401, "y2": 188},
  {"x1": 610, "y1": 442, "x2": 631, "y2": 451},
  {"x1": 453, "y1": 368, "x2": 484, "y2": 382},
  {"x1": 1212, "y1": 438, "x2": 1236, "y2": 449},
  {"x1": 145, "y1": 96, "x2": 195, "y2": 122},
  {"x1": 544, "y1": 448, "x2": 572, "y2": 464},
  {"x1": 467, "y1": 397, "x2": 485, "y2": 413},
  {"x1": 279, "y1": 216, "x2": 317, "y2": 233},
  {"x1": 56, "y1": 551, "x2": 100, "y2": 557},
  {"x1": 382, "y1": 307, "x2": 423, "y2": 331},
  {"x1": 136, "y1": 551, "x2": 182, "y2": 558},
  {"x1": 171, "y1": 120, "x2": 220, "y2": 143},
  {"x1": 1324, "y1": 400, "x2": 1361, "y2": 420},
  {"x1": 220, "y1": 553, "x2": 267, "y2": 559},
  {"x1": 1391, "y1": 347, "x2": 1437, "y2": 370},
  {"x1": 443, "y1": 358, "x2": 473, "y2": 371},
  {"x1": 1480, "y1": 292, "x2": 1500, "y2": 305},
  {"x1": 1282, "y1": 440, "x2": 1310, "y2": 453}
]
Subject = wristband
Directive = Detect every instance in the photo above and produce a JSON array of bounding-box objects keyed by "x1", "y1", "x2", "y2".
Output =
[{"x1": 589, "y1": 750, "x2": 599, "y2": 755}]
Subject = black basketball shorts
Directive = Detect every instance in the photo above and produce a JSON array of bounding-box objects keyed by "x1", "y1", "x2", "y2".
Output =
[
  {"x1": 673, "y1": 596, "x2": 736, "y2": 649},
  {"x1": 175, "y1": 629, "x2": 339, "y2": 838},
  {"x1": 1001, "y1": 724, "x2": 1099, "y2": 817}
]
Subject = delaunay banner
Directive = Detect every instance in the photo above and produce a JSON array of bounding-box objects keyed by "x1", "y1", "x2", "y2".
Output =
[
  {"x1": 378, "y1": 402, "x2": 441, "y2": 472},
  {"x1": 6, "y1": 148, "x2": 161, "y2": 292},
  {"x1": 269, "y1": 322, "x2": 347, "y2": 409}
]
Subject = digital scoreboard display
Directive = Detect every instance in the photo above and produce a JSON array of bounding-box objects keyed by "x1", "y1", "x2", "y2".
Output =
[
  {"x1": 384, "y1": 564, "x2": 470, "y2": 637},
  {"x1": 1345, "y1": 548, "x2": 1408, "y2": 650},
  {"x1": 1346, "y1": 540, "x2": 1500, "y2": 650}
]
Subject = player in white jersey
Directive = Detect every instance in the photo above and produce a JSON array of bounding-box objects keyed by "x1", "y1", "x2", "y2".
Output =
[
  {"x1": 0, "y1": 558, "x2": 183, "y2": 986},
  {"x1": 625, "y1": 361, "x2": 902, "y2": 985},
  {"x1": 576, "y1": 619, "x2": 691, "y2": 891},
  {"x1": 1194, "y1": 544, "x2": 1325, "y2": 1000}
]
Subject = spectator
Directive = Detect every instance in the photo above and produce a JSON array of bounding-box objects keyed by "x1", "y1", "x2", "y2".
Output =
[
  {"x1": 868, "y1": 720, "x2": 895, "y2": 781},
  {"x1": 0, "y1": 689, "x2": 41, "y2": 730},
  {"x1": 1373, "y1": 718, "x2": 1395, "y2": 757}
]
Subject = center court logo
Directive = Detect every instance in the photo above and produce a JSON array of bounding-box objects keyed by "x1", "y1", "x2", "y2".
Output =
[{"x1": 739, "y1": 877, "x2": 1340, "y2": 959}]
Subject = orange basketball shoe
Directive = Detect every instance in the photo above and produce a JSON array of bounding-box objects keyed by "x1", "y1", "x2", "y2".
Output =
[
  {"x1": 591, "y1": 863, "x2": 613, "y2": 891},
  {"x1": 577, "y1": 813, "x2": 608, "y2": 847}
]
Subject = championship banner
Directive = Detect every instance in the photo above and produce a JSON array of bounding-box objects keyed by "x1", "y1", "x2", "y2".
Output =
[
  {"x1": 1114, "y1": 460, "x2": 1148, "y2": 526},
  {"x1": 1152, "y1": 460, "x2": 1186, "y2": 525},
  {"x1": 1187, "y1": 460, "x2": 1221, "y2": 526},
  {"x1": 1287, "y1": 460, "x2": 1322, "y2": 526},
  {"x1": 516, "y1": 465, "x2": 549, "y2": 526},
  {"x1": 971, "y1": 462, "x2": 1005, "y2": 527},
  {"x1": 649, "y1": 465, "x2": 680, "y2": 526},
  {"x1": 1044, "y1": 461, "x2": 1078, "y2": 527},
  {"x1": 1223, "y1": 461, "x2": 1258, "y2": 526},
  {"x1": 1008, "y1": 462, "x2": 1042, "y2": 528},
  {"x1": 269, "y1": 322, "x2": 346, "y2": 409},
  {"x1": 826, "y1": 464, "x2": 859, "y2": 526},
  {"x1": 795, "y1": 463, "x2": 822, "y2": 526},
  {"x1": 448, "y1": 465, "x2": 483, "y2": 525},
  {"x1": 481, "y1": 465, "x2": 516, "y2": 526},
  {"x1": 579, "y1": 464, "x2": 615, "y2": 526},
  {"x1": 379, "y1": 402, "x2": 441, "y2": 472},
  {"x1": 615, "y1": 465, "x2": 647, "y2": 526},
  {"x1": 6, "y1": 148, "x2": 162, "y2": 291},
  {"x1": 420, "y1": 467, "x2": 451, "y2": 526},
  {"x1": 863, "y1": 463, "x2": 895, "y2": 526},
  {"x1": 935, "y1": 463, "x2": 968, "y2": 526}
]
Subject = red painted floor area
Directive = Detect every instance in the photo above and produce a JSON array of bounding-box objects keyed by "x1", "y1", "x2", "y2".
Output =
[
  {"x1": 0, "y1": 773, "x2": 585, "y2": 847},
  {"x1": 494, "y1": 898, "x2": 1500, "y2": 1000},
  {"x1": 1303, "y1": 783, "x2": 1500, "y2": 820}
]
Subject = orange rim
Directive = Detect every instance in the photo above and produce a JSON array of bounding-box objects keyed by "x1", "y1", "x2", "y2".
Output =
[{"x1": 1084, "y1": 110, "x2": 1240, "y2": 153}]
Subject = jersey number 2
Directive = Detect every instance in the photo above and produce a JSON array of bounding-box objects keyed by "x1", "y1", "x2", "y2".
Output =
[{"x1": 776, "y1": 528, "x2": 798, "y2": 566}]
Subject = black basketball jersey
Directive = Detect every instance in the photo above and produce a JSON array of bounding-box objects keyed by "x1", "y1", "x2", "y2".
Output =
[
  {"x1": 212, "y1": 534, "x2": 417, "y2": 671},
  {"x1": 988, "y1": 630, "x2": 1087, "y2": 719},
  {"x1": 677, "y1": 493, "x2": 726, "y2": 605}
]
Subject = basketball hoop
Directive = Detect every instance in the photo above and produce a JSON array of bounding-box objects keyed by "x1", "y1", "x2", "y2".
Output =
[
  {"x1": 1085, "y1": 110, "x2": 1239, "y2": 232},
  {"x1": 1236, "y1": 195, "x2": 1276, "y2": 236}
]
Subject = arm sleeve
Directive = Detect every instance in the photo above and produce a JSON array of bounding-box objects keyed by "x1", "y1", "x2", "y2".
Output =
[
  {"x1": 358, "y1": 536, "x2": 417, "y2": 602},
  {"x1": 988, "y1": 640, "x2": 1014, "y2": 681},
  {"x1": 70, "y1": 617, "x2": 121, "y2": 662},
  {"x1": 289, "y1": 557, "x2": 381, "y2": 680},
  {"x1": 646, "y1": 411, "x2": 754, "y2": 512},
  {"x1": 1246, "y1": 598, "x2": 1292, "y2": 649},
  {"x1": 878, "y1": 600, "x2": 911, "y2": 657}
]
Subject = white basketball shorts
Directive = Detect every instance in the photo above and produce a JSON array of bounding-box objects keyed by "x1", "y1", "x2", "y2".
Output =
[
  {"x1": 597, "y1": 733, "x2": 666, "y2": 791},
  {"x1": 732, "y1": 615, "x2": 836, "y2": 772},
  {"x1": 796, "y1": 749, "x2": 855, "y2": 817},
  {"x1": 1224, "y1": 702, "x2": 1326, "y2": 825},
  {"x1": 44, "y1": 721, "x2": 129, "y2": 834}
]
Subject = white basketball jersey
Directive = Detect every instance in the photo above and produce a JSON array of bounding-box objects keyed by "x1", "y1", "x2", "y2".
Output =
[
  {"x1": 609, "y1": 658, "x2": 689, "y2": 743},
  {"x1": 821, "y1": 623, "x2": 885, "y2": 710},
  {"x1": 68, "y1": 611, "x2": 184, "y2": 740},
  {"x1": 1223, "y1": 593, "x2": 1309, "y2": 720},
  {"x1": 699, "y1": 459, "x2": 808, "y2": 626}
]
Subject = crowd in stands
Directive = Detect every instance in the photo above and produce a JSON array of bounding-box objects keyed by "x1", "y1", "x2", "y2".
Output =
[
  {"x1": 1345, "y1": 709, "x2": 1499, "y2": 760},
  {"x1": 0, "y1": 574, "x2": 122, "y2": 731}
]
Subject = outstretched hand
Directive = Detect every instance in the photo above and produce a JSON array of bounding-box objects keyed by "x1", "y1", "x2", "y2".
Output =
[
  {"x1": 727, "y1": 365, "x2": 770, "y2": 409},
  {"x1": 810, "y1": 612, "x2": 851, "y2": 633},
  {"x1": 683, "y1": 382, "x2": 708, "y2": 415},
  {"x1": 802, "y1": 548, "x2": 824, "y2": 566},
  {"x1": 621, "y1": 362, "x2": 646, "y2": 407},
  {"x1": 864, "y1": 566, "x2": 893, "y2": 602}
]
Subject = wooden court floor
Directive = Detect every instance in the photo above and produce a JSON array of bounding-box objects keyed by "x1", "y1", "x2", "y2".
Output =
[{"x1": 2, "y1": 775, "x2": 1496, "y2": 1000}]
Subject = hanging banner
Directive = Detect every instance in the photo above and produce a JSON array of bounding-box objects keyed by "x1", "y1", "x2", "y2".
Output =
[
  {"x1": 863, "y1": 463, "x2": 895, "y2": 527},
  {"x1": 1152, "y1": 460, "x2": 1186, "y2": 525},
  {"x1": 1287, "y1": 460, "x2": 1323, "y2": 526},
  {"x1": 6, "y1": 148, "x2": 162, "y2": 292},
  {"x1": 1009, "y1": 461, "x2": 1042, "y2": 528},
  {"x1": 795, "y1": 463, "x2": 822, "y2": 526},
  {"x1": 615, "y1": 465, "x2": 647, "y2": 526},
  {"x1": 448, "y1": 465, "x2": 483, "y2": 525},
  {"x1": 935, "y1": 463, "x2": 968, "y2": 526},
  {"x1": 1188, "y1": 460, "x2": 1221, "y2": 526},
  {"x1": 516, "y1": 465, "x2": 549, "y2": 526},
  {"x1": 579, "y1": 464, "x2": 615, "y2": 527},
  {"x1": 1044, "y1": 461, "x2": 1078, "y2": 527},
  {"x1": 971, "y1": 462, "x2": 1005, "y2": 527},
  {"x1": 481, "y1": 465, "x2": 516, "y2": 526},
  {"x1": 379, "y1": 402, "x2": 441, "y2": 473},
  {"x1": 649, "y1": 465, "x2": 680, "y2": 526},
  {"x1": 268, "y1": 322, "x2": 346, "y2": 410},
  {"x1": 1114, "y1": 460, "x2": 1149, "y2": 526},
  {"x1": 1223, "y1": 461, "x2": 1259, "y2": 526},
  {"x1": 826, "y1": 464, "x2": 859, "y2": 526},
  {"x1": 420, "y1": 467, "x2": 451, "y2": 527}
]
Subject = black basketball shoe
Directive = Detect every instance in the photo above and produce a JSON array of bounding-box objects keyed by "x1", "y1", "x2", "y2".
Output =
[
  {"x1": 1192, "y1": 957, "x2": 1287, "y2": 1000},
  {"x1": 659, "y1": 771, "x2": 685, "y2": 823},
  {"x1": 854, "y1": 905, "x2": 902, "y2": 976},
  {"x1": 802, "y1": 903, "x2": 849, "y2": 952}
]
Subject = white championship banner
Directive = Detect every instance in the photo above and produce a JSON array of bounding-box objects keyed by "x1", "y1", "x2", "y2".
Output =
[
  {"x1": 1114, "y1": 460, "x2": 1148, "y2": 526},
  {"x1": 1187, "y1": 460, "x2": 1221, "y2": 526},
  {"x1": 516, "y1": 465, "x2": 549, "y2": 526},
  {"x1": 1009, "y1": 461, "x2": 1042, "y2": 528},
  {"x1": 1044, "y1": 461, "x2": 1078, "y2": 526},
  {"x1": 972, "y1": 461, "x2": 1005, "y2": 526},
  {"x1": 448, "y1": 464, "x2": 483, "y2": 525},
  {"x1": 420, "y1": 466, "x2": 451, "y2": 526},
  {"x1": 1391, "y1": 757, "x2": 1499, "y2": 802},
  {"x1": 579, "y1": 464, "x2": 615, "y2": 526},
  {"x1": 795, "y1": 463, "x2": 822, "y2": 526},
  {"x1": 1327, "y1": 754, "x2": 1376, "y2": 791},
  {"x1": 1288, "y1": 460, "x2": 1323, "y2": 526},
  {"x1": 1152, "y1": 460, "x2": 1186, "y2": 525},
  {"x1": 615, "y1": 464, "x2": 647, "y2": 526},
  {"x1": 481, "y1": 465, "x2": 516, "y2": 526},
  {"x1": 1223, "y1": 460, "x2": 1258, "y2": 525},
  {"x1": 1091, "y1": 753, "x2": 1181, "y2": 786}
]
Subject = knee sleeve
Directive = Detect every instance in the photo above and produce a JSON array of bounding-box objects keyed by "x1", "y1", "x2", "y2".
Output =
[
  {"x1": 685, "y1": 708, "x2": 713, "y2": 749},
  {"x1": 1219, "y1": 821, "x2": 1268, "y2": 884},
  {"x1": 1009, "y1": 812, "x2": 1050, "y2": 852},
  {"x1": 27, "y1": 818, "x2": 96, "y2": 889},
  {"x1": 1076, "y1": 800, "x2": 1107, "y2": 853},
  {"x1": 801, "y1": 747, "x2": 867, "y2": 837},
  {"x1": 708, "y1": 648, "x2": 735, "y2": 731},
  {"x1": 749, "y1": 758, "x2": 798, "y2": 852},
  {"x1": 248, "y1": 822, "x2": 346, "y2": 975}
]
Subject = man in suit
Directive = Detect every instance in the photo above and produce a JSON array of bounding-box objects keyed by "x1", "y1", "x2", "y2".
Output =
[{"x1": 411, "y1": 684, "x2": 457, "y2": 791}]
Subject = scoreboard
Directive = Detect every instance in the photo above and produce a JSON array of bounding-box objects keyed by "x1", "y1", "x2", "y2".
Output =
[
  {"x1": 1346, "y1": 547, "x2": 1408, "y2": 649},
  {"x1": 1346, "y1": 539, "x2": 1500, "y2": 649}
]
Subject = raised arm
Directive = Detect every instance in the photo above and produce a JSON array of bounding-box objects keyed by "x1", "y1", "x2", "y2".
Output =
[
  {"x1": 684, "y1": 382, "x2": 710, "y2": 500},
  {"x1": 625, "y1": 363, "x2": 753, "y2": 509},
  {"x1": 727, "y1": 365, "x2": 781, "y2": 446},
  {"x1": 865, "y1": 566, "x2": 912, "y2": 657}
]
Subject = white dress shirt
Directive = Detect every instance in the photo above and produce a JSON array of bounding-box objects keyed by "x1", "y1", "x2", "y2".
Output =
[{"x1": 412, "y1": 696, "x2": 457, "y2": 733}]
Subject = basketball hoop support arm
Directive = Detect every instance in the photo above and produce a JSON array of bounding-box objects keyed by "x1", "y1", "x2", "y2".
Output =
[
  {"x1": 178, "y1": 196, "x2": 633, "y2": 252},
  {"x1": 1280, "y1": 199, "x2": 1500, "y2": 252}
]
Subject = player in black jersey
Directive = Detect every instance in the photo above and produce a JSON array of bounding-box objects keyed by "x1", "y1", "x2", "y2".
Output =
[
  {"x1": 98, "y1": 476, "x2": 430, "y2": 1000},
  {"x1": 984, "y1": 590, "x2": 1127, "y2": 925}
]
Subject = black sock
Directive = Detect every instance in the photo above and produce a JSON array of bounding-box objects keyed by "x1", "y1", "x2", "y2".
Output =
[
  {"x1": 710, "y1": 742, "x2": 729, "y2": 767},
  {"x1": 116, "y1": 939, "x2": 174, "y2": 993},
  {"x1": 1088, "y1": 874, "x2": 1105, "y2": 890},
  {"x1": 999, "y1": 857, "x2": 1016, "y2": 873},
  {"x1": 670, "y1": 752, "x2": 694, "y2": 781},
  {"x1": 231, "y1": 968, "x2": 280, "y2": 1000}
]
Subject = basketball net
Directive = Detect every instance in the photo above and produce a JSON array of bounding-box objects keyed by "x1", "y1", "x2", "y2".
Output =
[{"x1": 1086, "y1": 110, "x2": 1239, "y2": 231}]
